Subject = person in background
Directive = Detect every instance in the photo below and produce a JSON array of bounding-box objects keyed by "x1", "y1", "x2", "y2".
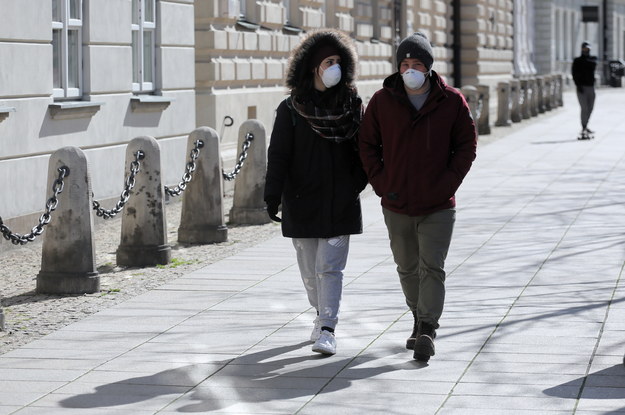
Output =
[
  {"x1": 358, "y1": 32, "x2": 477, "y2": 362},
  {"x1": 572, "y1": 41, "x2": 597, "y2": 138},
  {"x1": 263, "y1": 29, "x2": 367, "y2": 356}
]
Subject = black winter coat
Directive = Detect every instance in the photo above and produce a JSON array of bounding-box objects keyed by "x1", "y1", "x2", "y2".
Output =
[
  {"x1": 264, "y1": 97, "x2": 368, "y2": 238},
  {"x1": 572, "y1": 54, "x2": 597, "y2": 87}
]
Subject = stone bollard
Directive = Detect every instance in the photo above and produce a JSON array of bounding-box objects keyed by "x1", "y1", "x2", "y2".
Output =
[
  {"x1": 37, "y1": 147, "x2": 99, "y2": 294},
  {"x1": 461, "y1": 85, "x2": 479, "y2": 122},
  {"x1": 529, "y1": 78, "x2": 539, "y2": 117},
  {"x1": 495, "y1": 82, "x2": 511, "y2": 127},
  {"x1": 117, "y1": 136, "x2": 171, "y2": 266},
  {"x1": 178, "y1": 127, "x2": 228, "y2": 244},
  {"x1": 520, "y1": 79, "x2": 531, "y2": 119},
  {"x1": 555, "y1": 74, "x2": 564, "y2": 106},
  {"x1": 510, "y1": 79, "x2": 522, "y2": 123},
  {"x1": 230, "y1": 120, "x2": 270, "y2": 225},
  {"x1": 476, "y1": 85, "x2": 491, "y2": 135},
  {"x1": 544, "y1": 76, "x2": 552, "y2": 111},
  {"x1": 536, "y1": 76, "x2": 546, "y2": 113}
]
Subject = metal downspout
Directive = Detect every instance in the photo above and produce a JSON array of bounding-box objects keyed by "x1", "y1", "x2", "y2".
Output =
[
  {"x1": 603, "y1": 0, "x2": 608, "y2": 84},
  {"x1": 453, "y1": 0, "x2": 462, "y2": 87}
]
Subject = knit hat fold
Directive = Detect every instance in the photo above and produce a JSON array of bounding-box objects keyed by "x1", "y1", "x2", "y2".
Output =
[{"x1": 396, "y1": 32, "x2": 434, "y2": 71}]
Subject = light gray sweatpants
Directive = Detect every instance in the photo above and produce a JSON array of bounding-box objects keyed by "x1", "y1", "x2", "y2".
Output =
[{"x1": 292, "y1": 236, "x2": 349, "y2": 331}]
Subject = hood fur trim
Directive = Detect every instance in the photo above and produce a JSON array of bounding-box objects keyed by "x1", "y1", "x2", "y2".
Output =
[{"x1": 285, "y1": 29, "x2": 358, "y2": 91}]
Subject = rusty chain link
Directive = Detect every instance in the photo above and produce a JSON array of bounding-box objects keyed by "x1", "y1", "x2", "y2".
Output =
[
  {"x1": 92, "y1": 150, "x2": 144, "y2": 219},
  {"x1": 223, "y1": 132, "x2": 254, "y2": 181},
  {"x1": 0, "y1": 166, "x2": 70, "y2": 245},
  {"x1": 164, "y1": 139, "x2": 204, "y2": 197}
]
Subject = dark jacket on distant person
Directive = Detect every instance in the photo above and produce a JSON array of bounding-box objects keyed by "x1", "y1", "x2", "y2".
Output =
[{"x1": 572, "y1": 54, "x2": 597, "y2": 87}]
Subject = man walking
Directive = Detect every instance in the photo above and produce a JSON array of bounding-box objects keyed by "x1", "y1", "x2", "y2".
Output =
[
  {"x1": 358, "y1": 32, "x2": 477, "y2": 362},
  {"x1": 572, "y1": 41, "x2": 597, "y2": 138}
]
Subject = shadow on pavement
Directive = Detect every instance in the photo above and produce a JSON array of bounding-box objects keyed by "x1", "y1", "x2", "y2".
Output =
[
  {"x1": 59, "y1": 340, "x2": 422, "y2": 412},
  {"x1": 543, "y1": 363, "x2": 625, "y2": 413}
]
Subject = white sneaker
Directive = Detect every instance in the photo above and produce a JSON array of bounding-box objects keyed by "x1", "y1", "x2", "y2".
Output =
[
  {"x1": 310, "y1": 316, "x2": 321, "y2": 342},
  {"x1": 312, "y1": 330, "x2": 336, "y2": 355}
]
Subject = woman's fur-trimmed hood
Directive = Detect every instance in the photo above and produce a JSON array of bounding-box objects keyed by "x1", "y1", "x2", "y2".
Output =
[{"x1": 285, "y1": 29, "x2": 358, "y2": 91}]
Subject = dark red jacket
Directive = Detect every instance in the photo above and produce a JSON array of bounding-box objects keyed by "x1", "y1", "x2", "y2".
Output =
[{"x1": 358, "y1": 71, "x2": 477, "y2": 216}]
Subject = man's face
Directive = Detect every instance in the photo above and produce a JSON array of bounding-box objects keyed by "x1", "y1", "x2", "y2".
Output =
[
  {"x1": 399, "y1": 58, "x2": 427, "y2": 74},
  {"x1": 582, "y1": 46, "x2": 591, "y2": 55}
]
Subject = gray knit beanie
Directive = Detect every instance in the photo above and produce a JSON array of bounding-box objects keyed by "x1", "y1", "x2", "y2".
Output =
[{"x1": 396, "y1": 32, "x2": 433, "y2": 71}]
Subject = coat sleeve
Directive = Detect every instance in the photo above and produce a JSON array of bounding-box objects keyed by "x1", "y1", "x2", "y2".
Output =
[
  {"x1": 358, "y1": 93, "x2": 385, "y2": 197},
  {"x1": 264, "y1": 100, "x2": 294, "y2": 204},
  {"x1": 447, "y1": 93, "x2": 477, "y2": 194},
  {"x1": 572, "y1": 58, "x2": 581, "y2": 86},
  {"x1": 431, "y1": 92, "x2": 477, "y2": 203}
]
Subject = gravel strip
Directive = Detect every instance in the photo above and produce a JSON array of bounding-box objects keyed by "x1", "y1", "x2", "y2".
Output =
[{"x1": 0, "y1": 194, "x2": 282, "y2": 355}]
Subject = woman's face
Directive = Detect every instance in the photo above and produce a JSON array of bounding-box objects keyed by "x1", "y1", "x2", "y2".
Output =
[{"x1": 314, "y1": 55, "x2": 341, "y2": 91}]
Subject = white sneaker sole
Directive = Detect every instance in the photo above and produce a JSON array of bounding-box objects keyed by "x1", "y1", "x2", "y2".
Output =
[{"x1": 312, "y1": 344, "x2": 336, "y2": 355}]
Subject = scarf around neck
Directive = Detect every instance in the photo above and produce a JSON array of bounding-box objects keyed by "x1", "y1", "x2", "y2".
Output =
[{"x1": 287, "y1": 92, "x2": 362, "y2": 143}]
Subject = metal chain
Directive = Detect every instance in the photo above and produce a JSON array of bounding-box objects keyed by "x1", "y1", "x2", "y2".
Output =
[
  {"x1": 0, "y1": 166, "x2": 70, "y2": 245},
  {"x1": 223, "y1": 132, "x2": 254, "y2": 181},
  {"x1": 164, "y1": 139, "x2": 204, "y2": 197},
  {"x1": 92, "y1": 150, "x2": 144, "y2": 219}
]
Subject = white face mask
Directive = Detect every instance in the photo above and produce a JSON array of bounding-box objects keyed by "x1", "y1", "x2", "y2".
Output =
[
  {"x1": 321, "y1": 64, "x2": 342, "y2": 88},
  {"x1": 402, "y1": 68, "x2": 427, "y2": 90}
]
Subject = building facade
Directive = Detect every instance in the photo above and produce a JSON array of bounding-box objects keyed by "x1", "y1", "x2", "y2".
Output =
[{"x1": 0, "y1": 0, "x2": 196, "y2": 237}]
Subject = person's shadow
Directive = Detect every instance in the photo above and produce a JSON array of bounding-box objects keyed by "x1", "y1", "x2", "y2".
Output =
[
  {"x1": 543, "y1": 362, "x2": 625, "y2": 413},
  {"x1": 60, "y1": 341, "x2": 426, "y2": 412}
]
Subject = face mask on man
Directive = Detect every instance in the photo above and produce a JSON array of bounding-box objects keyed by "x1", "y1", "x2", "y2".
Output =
[
  {"x1": 402, "y1": 68, "x2": 427, "y2": 90},
  {"x1": 321, "y1": 64, "x2": 342, "y2": 88}
]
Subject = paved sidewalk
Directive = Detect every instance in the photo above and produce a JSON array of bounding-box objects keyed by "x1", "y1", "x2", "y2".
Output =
[{"x1": 1, "y1": 89, "x2": 625, "y2": 414}]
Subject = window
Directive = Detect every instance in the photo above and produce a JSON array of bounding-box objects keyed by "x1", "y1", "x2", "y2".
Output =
[
  {"x1": 132, "y1": 0, "x2": 156, "y2": 93},
  {"x1": 52, "y1": 0, "x2": 83, "y2": 99}
]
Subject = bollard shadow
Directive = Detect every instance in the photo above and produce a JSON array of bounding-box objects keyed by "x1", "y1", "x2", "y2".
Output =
[
  {"x1": 59, "y1": 341, "x2": 419, "y2": 412},
  {"x1": 1, "y1": 291, "x2": 86, "y2": 307},
  {"x1": 543, "y1": 364, "x2": 625, "y2": 413}
]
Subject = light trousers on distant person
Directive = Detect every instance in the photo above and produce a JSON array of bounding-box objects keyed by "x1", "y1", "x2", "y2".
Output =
[
  {"x1": 577, "y1": 85, "x2": 596, "y2": 130},
  {"x1": 383, "y1": 208, "x2": 455, "y2": 329},
  {"x1": 292, "y1": 236, "x2": 349, "y2": 330}
]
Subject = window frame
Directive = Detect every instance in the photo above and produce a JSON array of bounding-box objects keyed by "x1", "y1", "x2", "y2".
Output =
[
  {"x1": 132, "y1": 0, "x2": 157, "y2": 94},
  {"x1": 52, "y1": 0, "x2": 83, "y2": 100}
]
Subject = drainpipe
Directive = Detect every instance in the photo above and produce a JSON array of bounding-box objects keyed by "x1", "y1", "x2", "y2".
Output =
[
  {"x1": 603, "y1": 0, "x2": 608, "y2": 84},
  {"x1": 452, "y1": 0, "x2": 462, "y2": 87}
]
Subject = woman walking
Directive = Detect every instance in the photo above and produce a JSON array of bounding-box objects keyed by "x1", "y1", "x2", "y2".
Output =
[{"x1": 264, "y1": 29, "x2": 367, "y2": 355}]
